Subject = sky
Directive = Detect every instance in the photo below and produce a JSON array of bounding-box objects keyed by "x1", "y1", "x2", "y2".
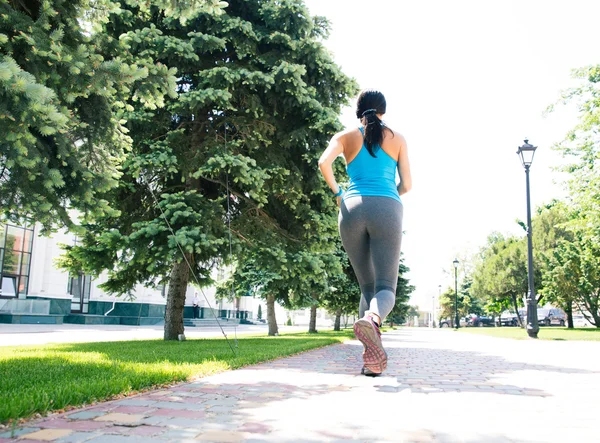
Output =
[{"x1": 302, "y1": 0, "x2": 599, "y2": 311}]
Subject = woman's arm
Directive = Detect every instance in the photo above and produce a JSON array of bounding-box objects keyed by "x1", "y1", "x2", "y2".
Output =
[
  {"x1": 318, "y1": 133, "x2": 345, "y2": 203},
  {"x1": 397, "y1": 134, "x2": 412, "y2": 196}
]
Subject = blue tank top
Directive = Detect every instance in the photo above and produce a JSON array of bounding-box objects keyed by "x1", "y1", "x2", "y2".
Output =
[{"x1": 343, "y1": 127, "x2": 401, "y2": 203}]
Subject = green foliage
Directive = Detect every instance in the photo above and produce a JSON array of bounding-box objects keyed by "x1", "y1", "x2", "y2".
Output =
[
  {"x1": 470, "y1": 233, "x2": 531, "y2": 316},
  {"x1": 534, "y1": 202, "x2": 576, "y2": 319},
  {"x1": 317, "y1": 242, "x2": 360, "y2": 319},
  {"x1": 458, "y1": 277, "x2": 484, "y2": 316},
  {"x1": 439, "y1": 277, "x2": 482, "y2": 322},
  {"x1": 0, "y1": 0, "x2": 177, "y2": 231},
  {"x1": 547, "y1": 64, "x2": 600, "y2": 327},
  {"x1": 58, "y1": 0, "x2": 357, "y2": 339},
  {"x1": 386, "y1": 256, "x2": 415, "y2": 325},
  {"x1": 543, "y1": 226, "x2": 600, "y2": 326},
  {"x1": 438, "y1": 287, "x2": 456, "y2": 322},
  {"x1": 0, "y1": 330, "x2": 355, "y2": 423},
  {"x1": 407, "y1": 305, "x2": 419, "y2": 319},
  {"x1": 551, "y1": 64, "x2": 600, "y2": 231}
]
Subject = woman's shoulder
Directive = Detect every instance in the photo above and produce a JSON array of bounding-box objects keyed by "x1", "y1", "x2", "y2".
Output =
[
  {"x1": 383, "y1": 127, "x2": 407, "y2": 149},
  {"x1": 336, "y1": 127, "x2": 362, "y2": 139},
  {"x1": 331, "y1": 127, "x2": 363, "y2": 146}
]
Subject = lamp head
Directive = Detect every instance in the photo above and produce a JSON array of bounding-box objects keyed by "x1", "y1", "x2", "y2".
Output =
[
  {"x1": 517, "y1": 139, "x2": 537, "y2": 168},
  {"x1": 453, "y1": 258, "x2": 459, "y2": 269}
]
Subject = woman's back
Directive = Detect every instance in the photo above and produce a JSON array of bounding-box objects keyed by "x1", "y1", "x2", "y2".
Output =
[{"x1": 341, "y1": 127, "x2": 402, "y2": 203}]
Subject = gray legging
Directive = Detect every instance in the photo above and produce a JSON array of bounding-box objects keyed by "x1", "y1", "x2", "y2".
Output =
[{"x1": 338, "y1": 196, "x2": 403, "y2": 322}]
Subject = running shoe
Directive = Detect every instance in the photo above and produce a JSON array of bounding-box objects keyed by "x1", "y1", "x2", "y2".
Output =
[
  {"x1": 361, "y1": 366, "x2": 381, "y2": 377},
  {"x1": 353, "y1": 314, "x2": 387, "y2": 374}
]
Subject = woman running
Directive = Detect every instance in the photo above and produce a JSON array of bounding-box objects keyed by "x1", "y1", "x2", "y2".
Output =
[{"x1": 318, "y1": 89, "x2": 412, "y2": 375}]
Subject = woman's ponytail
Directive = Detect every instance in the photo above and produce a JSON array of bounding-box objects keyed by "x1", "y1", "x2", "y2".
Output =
[{"x1": 356, "y1": 90, "x2": 390, "y2": 157}]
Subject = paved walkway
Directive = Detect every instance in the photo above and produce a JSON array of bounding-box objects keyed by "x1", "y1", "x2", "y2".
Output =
[{"x1": 2, "y1": 329, "x2": 599, "y2": 442}]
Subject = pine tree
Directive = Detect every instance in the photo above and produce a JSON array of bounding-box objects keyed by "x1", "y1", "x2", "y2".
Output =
[
  {"x1": 0, "y1": 0, "x2": 180, "y2": 230},
  {"x1": 60, "y1": 0, "x2": 357, "y2": 339}
]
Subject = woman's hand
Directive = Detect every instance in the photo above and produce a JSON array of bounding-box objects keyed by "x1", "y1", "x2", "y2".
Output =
[{"x1": 336, "y1": 196, "x2": 341, "y2": 207}]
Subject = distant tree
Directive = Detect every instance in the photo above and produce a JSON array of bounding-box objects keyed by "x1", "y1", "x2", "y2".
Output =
[
  {"x1": 457, "y1": 277, "x2": 484, "y2": 317},
  {"x1": 317, "y1": 243, "x2": 361, "y2": 331},
  {"x1": 386, "y1": 256, "x2": 415, "y2": 326},
  {"x1": 438, "y1": 288, "x2": 455, "y2": 325},
  {"x1": 544, "y1": 229, "x2": 600, "y2": 327},
  {"x1": 471, "y1": 234, "x2": 533, "y2": 327},
  {"x1": 547, "y1": 64, "x2": 600, "y2": 328},
  {"x1": 534, "y1": 202, "x2": 576, "y2": 327},
  {"x1": 406, "y1": 305, "x2": 419, "y2": 326},
  {"x1": 550, "y1": 64, "x2": 600, "y2": 234},
  {"x1": 438, "y1": 275, "x2": 481, "y2": 326},
  {"x1": 257, "y1": 304, "x2": 262, "y2": 321}
]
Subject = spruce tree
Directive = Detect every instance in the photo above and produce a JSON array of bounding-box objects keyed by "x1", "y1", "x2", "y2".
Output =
[
  {"x1": 0, "y1": 0, "x2": 179, "y2": 230},
  {"x1": 60, "y1": 0, "x2": 357, "y2": 339}
]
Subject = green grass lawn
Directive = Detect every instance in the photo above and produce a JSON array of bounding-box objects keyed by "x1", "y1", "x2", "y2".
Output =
[
  {"x1": 458, "y1": 326, "x2": 600, "y2": 341},
  {"x1": 0, "y1": 329, "x2": 355, "y2": 424}
]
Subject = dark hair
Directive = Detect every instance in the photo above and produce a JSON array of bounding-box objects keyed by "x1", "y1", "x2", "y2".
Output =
[{"x1": 355, "y1": 89, "x2": 390, "y2": 157}]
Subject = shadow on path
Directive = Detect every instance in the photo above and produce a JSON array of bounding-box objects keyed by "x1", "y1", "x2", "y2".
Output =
[{"x1": 248, "y1": 330, "x2": 596, "y2": 398}]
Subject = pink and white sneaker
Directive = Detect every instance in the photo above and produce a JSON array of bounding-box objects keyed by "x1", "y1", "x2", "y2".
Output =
[{"x1": 353, "y1": 314, "x2": 387, "y2": 375}]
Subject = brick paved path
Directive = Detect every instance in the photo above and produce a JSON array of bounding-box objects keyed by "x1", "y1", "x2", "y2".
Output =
[{"x1": 3, "y1": 329, "x2": 599, "y2": 442}]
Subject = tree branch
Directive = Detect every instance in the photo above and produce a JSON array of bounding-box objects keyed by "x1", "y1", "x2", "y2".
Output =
[
  {"x1": 231, "y1": 228, "x2": 254, "y2": 246},
  {"x1": 199, "y1": 175, "x2": 301, "y2": 244}
]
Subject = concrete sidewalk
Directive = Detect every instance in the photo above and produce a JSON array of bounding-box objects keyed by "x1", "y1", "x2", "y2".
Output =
[
  {"x1": 2, "y1": 329, "x2": 599, "y2": 442},
  {"x1": 0, "y1": 324, "x2": 308, "y2": 347}
]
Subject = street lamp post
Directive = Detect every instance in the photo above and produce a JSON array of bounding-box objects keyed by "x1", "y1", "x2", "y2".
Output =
[
  {"x1": 453, "y1": 258, "x2": 459, "y2": 329},
  {"x1": 517, "y1": 139, "x2": 540, "y2": 338},
  {"x1": 438, "y1": 284, "x2": 442, "y2": 328},
  {"x1": 431, "y1": 293, "x2": 434, "y2": 328}
]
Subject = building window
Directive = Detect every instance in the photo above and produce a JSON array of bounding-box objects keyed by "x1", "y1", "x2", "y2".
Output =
[
  {"x1": 0, "y1": 223, "x2": 34, "y2": 298},
  {"x1": 68, "y1": 273, "x2": 92, "y2": 313}
]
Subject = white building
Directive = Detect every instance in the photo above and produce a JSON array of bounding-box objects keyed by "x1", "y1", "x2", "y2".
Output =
[{"x1": 0, "y1": 222, "x2": 335, "y2": 327}]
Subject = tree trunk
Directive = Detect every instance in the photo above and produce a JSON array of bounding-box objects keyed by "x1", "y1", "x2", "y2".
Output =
[
  {"x1": 512, "y1": 294, "x2": 524, "y2": 328},
  {"x1": 581, "y1": 293, "x2": 600, "y2": 327},
  {"x1": 566, "y1": 299, "x2": 574, "y2": 329},
  {"x1": 164, "y1": 254, "x2": 192, "y2": 340},
  {"x1": 267, "y1": 293, "x2": 278, "y2": 336},
  {"x1": 334, "y1": 308, "x2": 342, "y2": 331},
  {"x1": 308, "y1": 304, "x2": 317, "y2": 333}
]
